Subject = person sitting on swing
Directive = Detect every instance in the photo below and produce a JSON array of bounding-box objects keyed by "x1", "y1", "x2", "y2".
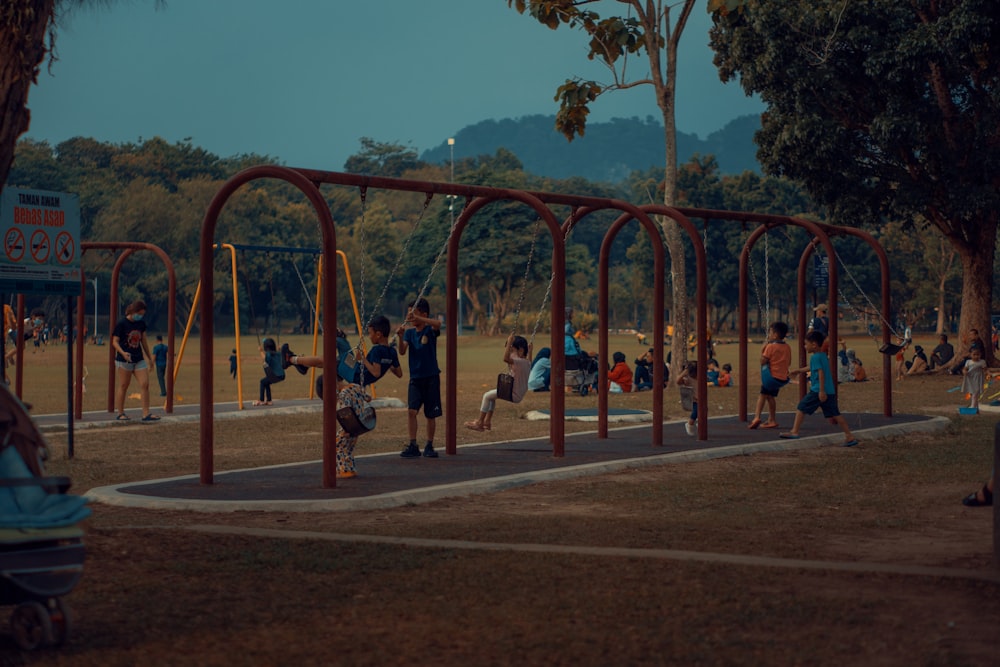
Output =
[
  {"x1": 333, "y1": 337, "x2": 374, "y2": 480},
  {"x1": 282, "y1": 316, "x2": 402, "y2": 398},
  {"x1": 253, "y1": 338, "x2": 285, "y2": 406},
  {"x1": 465, "y1": 333, "x2": 530, "y2": 432}
]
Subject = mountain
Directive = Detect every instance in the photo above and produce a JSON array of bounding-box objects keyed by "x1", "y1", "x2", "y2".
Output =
[{"x1": 420, "y1": 114, "x2": 761, "y2": 183}]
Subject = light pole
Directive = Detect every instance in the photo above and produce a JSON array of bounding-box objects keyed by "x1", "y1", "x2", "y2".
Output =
[{"x1": 448, "y1": 138, "x2": 461, "y2": 336}]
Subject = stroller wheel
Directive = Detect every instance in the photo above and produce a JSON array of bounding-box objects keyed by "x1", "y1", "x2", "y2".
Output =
[
  {"x1": 48, "y1": 598, "x2": 73, "y2": 646},
  {"x1": 10, "y1": 601, "x2": 54, "y2": 650}
]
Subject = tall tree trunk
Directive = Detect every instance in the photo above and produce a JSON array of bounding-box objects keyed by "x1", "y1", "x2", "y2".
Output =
[
  {"x1": 953, "y1": 217, "x2": 998, "y2": 365},
  {"x1": 0, "y1": 1, "x2": 55, "y2": 196}
]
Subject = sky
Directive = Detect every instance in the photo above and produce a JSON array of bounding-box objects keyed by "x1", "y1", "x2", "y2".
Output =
[{"x1": 26, "y1": 0, "x2": 763, "y2": 171}]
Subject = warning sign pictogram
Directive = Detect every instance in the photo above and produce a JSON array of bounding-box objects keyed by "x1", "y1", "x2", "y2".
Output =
[
  {"x1": 30, "y1": 229, "x2": 50, "y2": 263},
  {"x1": 4, "y1": 227, "x2": 25, "y2": 262},
  {"x1": 55, "y1": 231, "x2": 75, "y2": 265}
]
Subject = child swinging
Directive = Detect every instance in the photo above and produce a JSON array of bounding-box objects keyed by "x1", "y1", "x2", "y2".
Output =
[{"x1": 465, "y1": 334, "x2": 531, "y2": 432}]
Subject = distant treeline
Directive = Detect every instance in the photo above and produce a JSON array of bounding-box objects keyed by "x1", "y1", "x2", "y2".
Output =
[{"x1": 6, "y1": 135, "x2": 956, "y2": 338}]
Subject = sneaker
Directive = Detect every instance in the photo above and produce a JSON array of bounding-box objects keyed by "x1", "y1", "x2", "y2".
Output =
[
  {"x1": 423, "y1": 444, "x2": 439, "y2": 458},
  {"x1": 400, "y1": 443, "x2": 421, "y2": 459},
  {"x1": 684, "y1": 422, "x2": 695, "y2": 436},
  {"x1": 295, "y1": 362, "x2": 308, "y2": 376},
  {"x1": 337, "y1": 470, "x2": 357, "y2": 479},
  {"x1": 281, "y1": 343, "x2": 293, "y2": 369}
]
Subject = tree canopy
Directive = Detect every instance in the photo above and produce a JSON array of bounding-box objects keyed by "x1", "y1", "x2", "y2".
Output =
[{"x1": 710, "y1": 0, "x2": 1000, "y2": 347}]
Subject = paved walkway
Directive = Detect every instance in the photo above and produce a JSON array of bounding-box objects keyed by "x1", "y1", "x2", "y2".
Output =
[{"x1": 56, "y1": 404, "x2": 949, "y2": 513}]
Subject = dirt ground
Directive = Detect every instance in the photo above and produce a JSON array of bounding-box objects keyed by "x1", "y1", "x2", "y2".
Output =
[{"x1": 5, "y1": 337, "x2": 1000, "y2": 665}]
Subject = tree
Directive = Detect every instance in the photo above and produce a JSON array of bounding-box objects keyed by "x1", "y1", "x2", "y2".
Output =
[
  {"x1": 342, "y1": 138, "x2": 421, "y2": 177},
  {"x1": 710, "y1": 0, "x2": 1000, "y2": 358},
  {"x1": 0, "y1": 1, "x2": 163, "y2": 199},
  {"x1": 506, "y1": 0, "x2": 698, "y2": 372}
]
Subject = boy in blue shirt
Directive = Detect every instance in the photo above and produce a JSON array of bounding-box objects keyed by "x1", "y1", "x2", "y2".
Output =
[
  {"x1": 282, "y1": 316, "x2": 402, "y2": 398},
  {"x1": 396, "y1": 298, "x2": 442, "y2": 459},
  {"x1": 780, "y1": 331, "x2": 858, "y2": 447}
]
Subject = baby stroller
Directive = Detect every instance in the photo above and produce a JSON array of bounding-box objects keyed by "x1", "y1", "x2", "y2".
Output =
[
  {"x1": 565, "y1": 351, "x2": 600, "y2": 396},
  {"x1": 0, "y1": 382, "x2": 90, "y2": 650}
]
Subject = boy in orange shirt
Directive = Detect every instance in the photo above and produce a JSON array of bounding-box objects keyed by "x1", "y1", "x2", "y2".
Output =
[{"x1": 749, "y1": 321, "x2": 791, "y2": 429}]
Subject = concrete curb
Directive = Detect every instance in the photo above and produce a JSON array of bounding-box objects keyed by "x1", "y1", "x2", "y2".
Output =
[{"x1": 84, "y1": 416, "x2": 951, "y2": 513}]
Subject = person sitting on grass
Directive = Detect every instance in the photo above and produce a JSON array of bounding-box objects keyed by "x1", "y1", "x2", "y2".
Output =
[
  {"x1": 608, "y1": 351, "x2": 632, "y2": 393},
  {"x1": 906, "y1": 345, "x2": 929, "y2": 374},
  {"x1": 527, "y1": 347, "x2": 551, "y2": 392},
  {"x1": 717, "y1": 363, "x2": 733, "y2": 387},
  {"x1": 780, "y1": 331, "x2": 858, "y2": 447},
  {"x1": 465, "y1": 333, "x2": 530, "y2": 432}
]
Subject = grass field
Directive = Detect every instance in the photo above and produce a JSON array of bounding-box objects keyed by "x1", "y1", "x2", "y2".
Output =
[{"x1": 4, "y1": 331, "x2": 1000, "y2": 665}]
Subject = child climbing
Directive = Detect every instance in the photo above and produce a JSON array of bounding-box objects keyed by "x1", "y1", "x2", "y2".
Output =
[{"x1": 465, "y1": 333, "x2": 531, "y2": 432}]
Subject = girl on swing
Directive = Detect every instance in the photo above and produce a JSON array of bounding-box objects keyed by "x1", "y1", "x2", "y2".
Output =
[
  {"x1": 464, "y1": 333, "x2": 531, "y2": 432},
  {"x1": 253, "y1": 338, "x2": 285, "y2": 406}
]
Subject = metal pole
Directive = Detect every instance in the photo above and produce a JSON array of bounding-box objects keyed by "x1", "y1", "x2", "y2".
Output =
[{"x1": 448, "y1": 137, "x2": 459, "y2": 336}]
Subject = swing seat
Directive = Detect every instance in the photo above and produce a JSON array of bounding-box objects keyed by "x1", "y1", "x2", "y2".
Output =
[
  {"x1": 337, "y1": 405, "x2": 376, "y2": 437},
  {"x1": 497, "y1": 373, "x2": 515, "y2": 402},
  {"x1": 879, "y1": 342, "x2": 904, "y2": 355}
]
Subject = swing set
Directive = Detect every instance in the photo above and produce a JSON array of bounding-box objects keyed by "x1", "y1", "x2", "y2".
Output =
[{"x1": 173, "y1": 243, "x2": 365, "y2": 409}]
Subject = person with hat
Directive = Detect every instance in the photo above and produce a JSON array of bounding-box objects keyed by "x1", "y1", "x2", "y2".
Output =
[{"x1": 808, "y1": 304, "x2": 829, "y2": 338}]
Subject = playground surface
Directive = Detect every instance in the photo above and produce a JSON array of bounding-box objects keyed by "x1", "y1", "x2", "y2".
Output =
[
  {"x1": 37, "y1": 402, "x2": 949, "y2": 512},
  {"x1": 25, "y1": 398, "x2": 1000, "y2": 665}
]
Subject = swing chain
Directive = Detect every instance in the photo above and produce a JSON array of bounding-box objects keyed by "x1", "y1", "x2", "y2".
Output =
[
  {"x1": 509, "y1": 217, "x2": 543, "y2": 335},
  {"x1": 833, "y1": 248, "x2": 902, "y2": 342},
  {"x1": 746, "y1": 228, "x2": 766, "y2": 332},
  {"x1": 361, "y1": 192, "x2": 433, "y2": 327},
  {"x1": 411, "y1": 194, "x2": 464, "y2": 312}
]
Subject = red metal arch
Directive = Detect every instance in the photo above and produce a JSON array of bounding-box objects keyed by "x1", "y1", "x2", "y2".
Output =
[{"x1": 79, "y1": 242, "x2": 177, "y2": 420}]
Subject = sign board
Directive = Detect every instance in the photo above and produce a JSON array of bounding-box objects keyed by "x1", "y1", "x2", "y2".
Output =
[
  {"x1": 813, "y1": 254, "x2": 829, "y2": 291},
  {"x1": 0, "y1": 187, "x2": 81, "y2": 295}
]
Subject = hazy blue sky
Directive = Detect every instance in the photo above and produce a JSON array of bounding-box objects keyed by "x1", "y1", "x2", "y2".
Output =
[{"x1": 26, "y1": 0, "x2": 763, "y2": 171}]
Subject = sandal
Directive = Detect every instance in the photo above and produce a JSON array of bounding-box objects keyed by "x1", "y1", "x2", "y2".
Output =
[
  {"x1": 115, "y1": 413, "x2": 131, "y2": 422},
  {"x1": 748, "y1": 417, "x2": 762, "y2": 430},
  {"x1": 760, "y1": 421, "x2": 779, "y2": 429},
  {"x1": 962, "y1": 484, "x2": 994, "y2": 507},
  {"x1": 141, "y1": 414, "x2": 160, "y2": 422},
  {"x1": 464, "y1": 420, "x2": 485, "y2": 432}
]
